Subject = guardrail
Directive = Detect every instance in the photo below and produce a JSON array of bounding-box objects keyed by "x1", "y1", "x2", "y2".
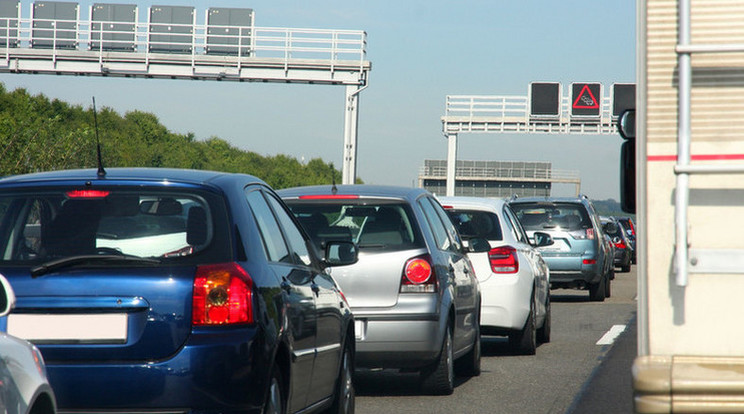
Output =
[
  {"x1": 419, "y1": 165, "x2": 581, "y2": 182},
  {"x1": 0, "y1": 15, "x2": 367, "y2": 71}
]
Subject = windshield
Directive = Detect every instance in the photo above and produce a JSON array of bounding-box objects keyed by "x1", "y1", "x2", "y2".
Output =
[
  {"x1": 446, "y1": 209, "x2": 503, "y2": 241},
  {"x1": 284, "y1": 200, "x2": 425, "y2": 252},
  {"x1": 0, "y1": 189, "x2": 216, "y2": 264},
  {"x1": 510, "y1": 202, "x2": 593, "y2": 231}
]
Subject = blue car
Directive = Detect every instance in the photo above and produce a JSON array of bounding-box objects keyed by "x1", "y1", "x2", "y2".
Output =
[{"x1": 0, "y1": 168, "x2": 357, "y2": 414}]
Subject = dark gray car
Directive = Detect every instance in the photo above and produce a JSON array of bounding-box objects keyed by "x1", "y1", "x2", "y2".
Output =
[
  {"x1": 509, "y1": 196, "x2": 614, "y2": 302},
  {"x1": 279, "y1": 185, "x2": 483, "y2": 395}
]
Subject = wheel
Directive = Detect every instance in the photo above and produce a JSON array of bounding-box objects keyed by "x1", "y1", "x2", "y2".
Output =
[
  {"x1": 589, "y1": 274, "x2": 606, "y2": 302},
  {"x1": 604, "y1": 273, "x2": 612, "y2": 298},
  {"x1": 455, "y1": 312, "x2": 481, "y2": 377},
  {"x1": 537, "y1": 293, "x2": 551, "y2": 344},
  {"x1": 622, "y1": 264, "x2": 631, "y2": 273},
  {"x1": 421, "y1": 327, "x2": 454, "y2": 395},
  {"x1": 509, "y1": 295, "x2": 536, "y2": 355},
  {"x1": 264, "y1": 364, "x2": 286, "y2": 414},
  {"x1": 328, "y1": 339, "x2": 355, "y2": 414}
]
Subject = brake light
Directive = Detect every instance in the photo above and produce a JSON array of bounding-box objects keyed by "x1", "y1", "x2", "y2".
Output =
[
  {"x1": 298, "y1": 195, "x2": 360, "y2": 200},
  {"x1": 193, "y1": 263, "x2": 253, "y2": 325},
  {"x1": 401, "y1": 255, "x2": 436, "y2": 293},
  {"x1": 489, "y1": 246, "x2": 519, "y2": 273},
  {"x1": 583, "y1": 259, "x2": 597, "y2": 265},
  {"x1": 568, "y1": 229, "x2": 595, "y2": 240},
  {"x1": 66, "y1": 189, "x2": 110, "y2": 198},
  {"x1": 614, "y1": 239, "x2": 627, "y2": 249}
]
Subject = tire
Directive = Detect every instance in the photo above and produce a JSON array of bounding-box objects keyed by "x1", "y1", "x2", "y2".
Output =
[
  {"x1": 604, "y1": 273, "x2": 612, "y2": 298},
  {"x1": 537, "y1": 293, "x2": 551, "y2": 344},
  {"x1": 421, "y1": 327, "x2": 454, "y2": 395},
  {"x1": 622, "y1": 264, "x2": 631, "y2": 273},
  {"x1": 328, "y1": 339, "x2": 355, "y2": 414},
  {"x1": 264, "y1": 363, "x2": 286, "y2": 414},
  {"x1": 455, "y1": 313, "x2": 481, "y2": 377},
  {"x1": 509, "y1": 295, "x2": 537, "y2": 355},
  {"x1": 589, "y1": 274, "x2": 606, "y2": 302}
]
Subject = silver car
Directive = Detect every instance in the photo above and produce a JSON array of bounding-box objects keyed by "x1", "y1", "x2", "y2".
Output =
[
  {"x1": 279, "y1": 185, "x2": 484, "y2": 395},
  {"x1": 0, "y1": 274, "x2": 56, "y2": 414}
]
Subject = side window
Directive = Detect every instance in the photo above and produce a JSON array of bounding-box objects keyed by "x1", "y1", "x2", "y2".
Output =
[
  {"x1": 430, "y1": 198, "x2": 463, "y2": 252},
  {"x1": 504, "y1": 206, "x2": 528, "y2": 244},
  {"x1": 245, "y1": 189, "x2": 290, "y2": 263},
  {"x1": 418, "y1": 197, "x2": 453, "y2": 252},
  {"x1": 265, "y1": 193, "x2": 313, "y2": 267}
]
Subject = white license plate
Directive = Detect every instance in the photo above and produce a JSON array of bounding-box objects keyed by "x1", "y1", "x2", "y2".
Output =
[
  {"x1": 354, "y1": 319, "x2": 365, "y2": 340},
  {"x1": 7, "y1": 313, "x2": 128, "y2": 344}
]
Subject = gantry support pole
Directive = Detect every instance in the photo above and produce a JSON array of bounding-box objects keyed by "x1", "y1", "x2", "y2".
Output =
[
  {"x1": 446, "y1": 133, "x2": 458, "y2": 196},
  {"x1": 342, "y1": 84, "x2": 366, "y2": 185}
]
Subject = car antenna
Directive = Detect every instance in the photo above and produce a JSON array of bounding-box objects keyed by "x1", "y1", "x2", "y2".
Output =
[
  {"x1": 331, "y1": 163, "x2": 338, "y2": 195},
  {"x1": 92, "y1": 97, "x2": 106, "y2": 177}
]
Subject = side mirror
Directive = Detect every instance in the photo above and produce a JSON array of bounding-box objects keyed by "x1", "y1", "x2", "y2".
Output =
[
  {"x1": 618, "y1": 110, "x2": 636, "y2": 140},
  {"x1": 603, "y1": 221, "x2": 619, "y2": 234},
  {"x1": 467, "y1": 237, "x2": 491, "y2": 253},
  {"x1": 0, "y1": 274, "x2": 16, "y2": 317},
  {"x1": 323, "y1": 241, "x2": 358, "y2": 267},
  {"x1": 532, "y1": 232, "x2": 554, "y2": 248}
]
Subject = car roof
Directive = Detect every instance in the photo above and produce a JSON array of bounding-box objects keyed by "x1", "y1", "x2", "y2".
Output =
[
  {"x1": 436, "y1": 196, "x2": 506, "y2": 211},
  {"x1": 277, "y1": 184, "x2": 430, "y2": 201},
  {"x1": 0, "y1": 168, "x2": 266, "y2": 188},
  {"x1": 509, "y1": 196, "x2": 590, "y2": 204}
]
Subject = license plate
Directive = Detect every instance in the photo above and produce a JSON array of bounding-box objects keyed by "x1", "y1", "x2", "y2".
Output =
[
  {"x1": 7, "y1": 313, "x2": 128, "y2": 344},
  {"x1": 354, "y1": 319, "x2": 365, "y2": 340}
]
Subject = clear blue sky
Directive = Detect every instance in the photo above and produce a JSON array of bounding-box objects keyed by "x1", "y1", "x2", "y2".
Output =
[{"x1": 1, "y1": 1, "x2": 636, "y2": 199}]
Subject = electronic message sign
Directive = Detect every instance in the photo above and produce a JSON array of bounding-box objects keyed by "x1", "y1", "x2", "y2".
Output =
[
  {"x1": 612, "y1": 83, "x2": 636, "y2": 118},
  {"x1": 570, "y1": 82, "x2": 602, "y2": 118},
  {"x1": 529, "y1": 82, "x2": 561, "y2": 119}
]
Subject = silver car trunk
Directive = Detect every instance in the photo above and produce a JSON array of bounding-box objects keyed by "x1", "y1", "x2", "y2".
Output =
[{"x1": 327, "y1": 247, "x2": 427, "y2": 308}]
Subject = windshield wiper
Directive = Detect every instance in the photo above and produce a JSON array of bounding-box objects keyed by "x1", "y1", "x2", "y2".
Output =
[{"x1": 31, "y1": 255, "x2": 161, "y2": 278}]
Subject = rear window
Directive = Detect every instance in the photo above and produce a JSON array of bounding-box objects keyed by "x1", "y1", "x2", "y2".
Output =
[
  {"x1": 0, "y1": 188, "x2": 227, "y2": 264},
  {"x1": 510, "y1": 202, "x2": 592, "y2": 231},
  {"x1": 446, "y1": 209, "x2": 503, "y2": 241},
  {"x1": 284, "y1": 199, "x2": 425, "y2": 252}
]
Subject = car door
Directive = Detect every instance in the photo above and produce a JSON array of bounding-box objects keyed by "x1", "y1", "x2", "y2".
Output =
[
  {"x1": 263, "y1": 192, "x2": 343, "y2": 406},
  {"x1": 245, "y1": 188, "x2": 317, "y2": 412},
  {"x1": 419, "y1": 196, "x2": 478, "y2": 353}
]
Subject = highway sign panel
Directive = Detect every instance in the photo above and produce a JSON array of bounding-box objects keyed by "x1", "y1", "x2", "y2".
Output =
[
  {"x1": 571, "y1": 82, "x2": 601, "y2": 118},
  {"x1": 612, "y1": 83, "x2": 636, "y2": 118},
  {"x1": 530, "y1": 82, "x2": 561, "y2": 119}
]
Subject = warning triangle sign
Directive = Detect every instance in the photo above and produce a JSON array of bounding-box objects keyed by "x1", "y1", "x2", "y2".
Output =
[{"x1": 573, "y1": 84, "x2": 600, "y2": 109}]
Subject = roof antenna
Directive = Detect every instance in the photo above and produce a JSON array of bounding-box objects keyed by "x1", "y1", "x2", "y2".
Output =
[
  {"x1": 331, "y1": 163, "x2": 338, "y2": 195},
  {"x1": 92, "y1": 97, "x2": 106, "y2": 177}
]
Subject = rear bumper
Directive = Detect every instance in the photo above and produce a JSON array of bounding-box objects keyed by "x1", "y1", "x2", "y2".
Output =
[
  {"x1": 479, "y1": 274, "x2": 531, "y2": 331},
  {"x1": 47, "y1": 326, "x2": 267, "y2": 414},
  {"x1": 353, "y1": 313, "x2": 442, "y2": 369}
]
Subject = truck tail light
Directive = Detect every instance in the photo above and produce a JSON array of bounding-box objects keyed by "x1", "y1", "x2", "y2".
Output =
[
  {"x1": 489, "y1": 246, "x2": 519, "y2": 273},
  {"x1": 193, "y1": 262, "x2": 253, "y2": 325}
]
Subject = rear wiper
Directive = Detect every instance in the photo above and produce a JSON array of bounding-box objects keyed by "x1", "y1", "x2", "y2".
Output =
[{"x1": 31, "y1": 255, "x2": 161, "y2": 278}]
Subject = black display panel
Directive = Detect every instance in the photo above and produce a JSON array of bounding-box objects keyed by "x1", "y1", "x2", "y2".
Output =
[
  {"x1": 612, "y1": 83, "x2": 636, "y2": 118},
  {"x1": 530, "y1": 82, "x2": 560, "y2": 118}
]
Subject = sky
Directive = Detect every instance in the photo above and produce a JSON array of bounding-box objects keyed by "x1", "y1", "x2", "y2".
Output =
[{"x1": 0, "y1": 1, "x2": 636, "y2": 200}]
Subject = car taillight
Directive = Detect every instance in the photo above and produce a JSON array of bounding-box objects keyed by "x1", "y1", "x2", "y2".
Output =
[
  {"x1": 193, "y1": 262, "x2": 253, "y2": 326},
  {"x1": 568, "y1": 229, "x2": 595, "y2": 240},
  {"x1": 66, "y1": 189, "x2": 110, "y2": 198},
  {"x1": 489, "y1": 246, "x2": 519, "y2": 273},
  {"x1": 401, "y1": 255, "x2": 437, "y2": 293},
  {"x1": 614, "y1": 239, "x2": 627, "y2": 249},
  {"x1": 583, "y1": 259, "x2": 597, "y2": 265}
]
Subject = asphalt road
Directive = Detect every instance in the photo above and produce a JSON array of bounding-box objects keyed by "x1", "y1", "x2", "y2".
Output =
[{"x1": 354, "y1": 267, "x2": 638, "y2": 414}]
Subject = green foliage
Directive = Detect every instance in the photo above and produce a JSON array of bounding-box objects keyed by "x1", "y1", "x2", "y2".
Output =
[{"x1": 0, "y1": 84, "x2": 348, "y2": 188}]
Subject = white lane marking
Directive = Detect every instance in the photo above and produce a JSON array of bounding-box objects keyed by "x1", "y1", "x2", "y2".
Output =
[{"x1": 596, "y1": 324, "x2": 627, "y2": 345}]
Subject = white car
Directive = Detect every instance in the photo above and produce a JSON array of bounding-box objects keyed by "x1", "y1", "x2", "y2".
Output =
[
  {"x1": 0, "y1": 274, "x2": 56, "y2": 414},
  {"x1": 438, "y1": 196, "x2": 553, "y2": 355}
]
